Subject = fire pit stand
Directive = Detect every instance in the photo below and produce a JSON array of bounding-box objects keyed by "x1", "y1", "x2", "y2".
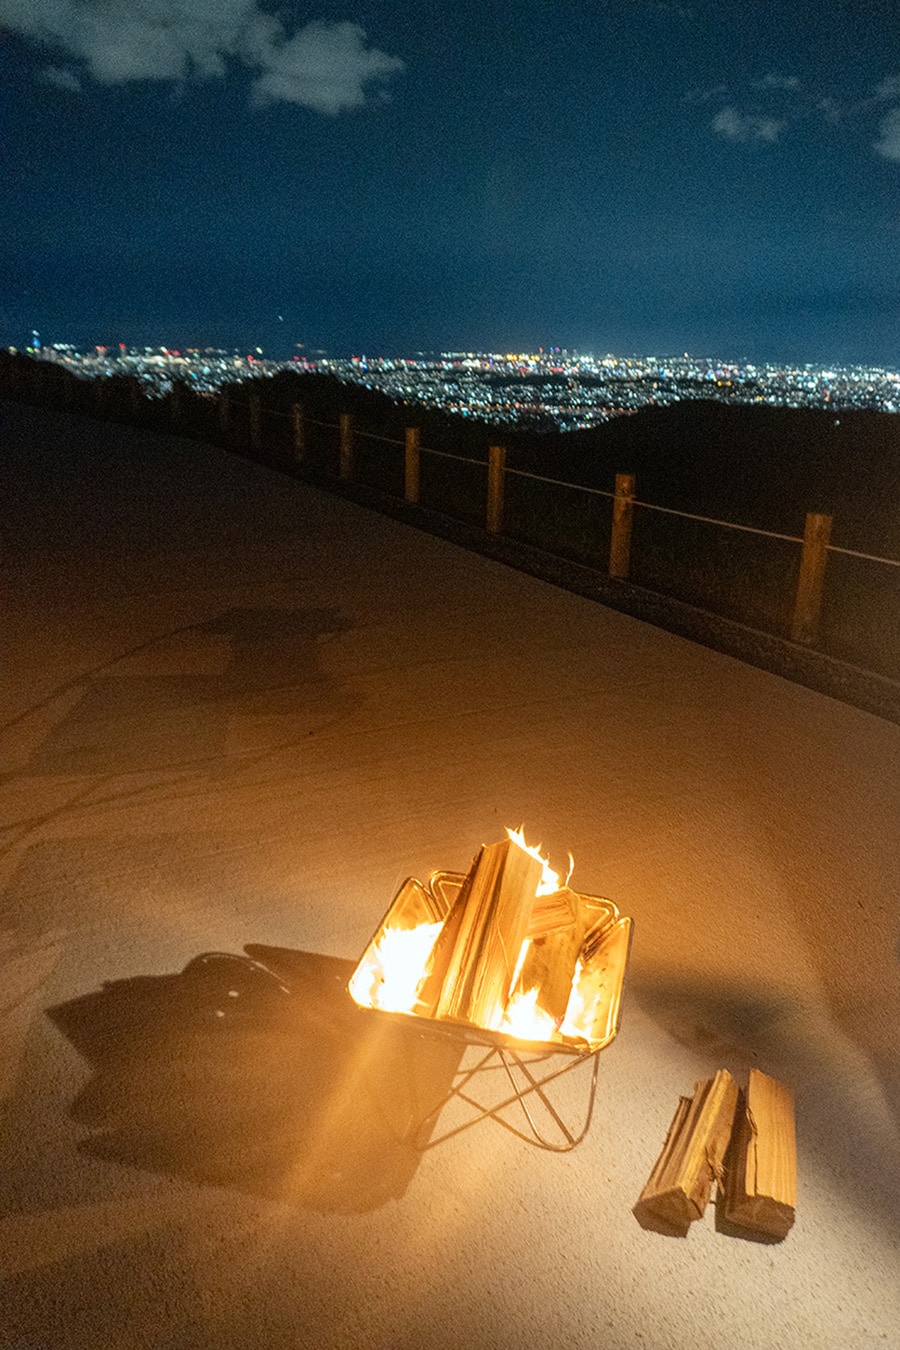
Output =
[{"x1": 350, "y1": 869, "x2": 631, "y2": 1153}]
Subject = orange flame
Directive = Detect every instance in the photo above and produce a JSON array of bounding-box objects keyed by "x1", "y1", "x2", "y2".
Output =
[
  {"x1": 559, "y1": 959, "x2": 600, "y2": 1040},
  {"x1": 505, "y1": 825, "x2": 565, "y2": 896},
  {"x1": 495, "y1": 985, "x2": 559, "y2": 1041},
  {"x1": 348, "y1": 921, "x2": 443, "y2": 1014}
]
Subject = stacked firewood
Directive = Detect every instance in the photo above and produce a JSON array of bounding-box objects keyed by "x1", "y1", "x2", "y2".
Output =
[
  {"x1": 634, "y1": 1068, "x2": 796, "y2": 1241},
  {"x1": 419, "y1": 836, "x2": 590, "y2": 1032}
]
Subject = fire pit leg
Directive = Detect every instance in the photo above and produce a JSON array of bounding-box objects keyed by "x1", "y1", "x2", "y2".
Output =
[
  {"x1": 408, "y1": 1043, "x2": 501, "y2": 1144},
  {"x1": 498, "y1": 1049, "x2": 600, "y2": 1151},
  {"x1": 501, "y1": 1050, "x2": 576, "y2": 1148},
  {"x1": 412, "y1": 1046, "x2": 601, "y2": 1152}
]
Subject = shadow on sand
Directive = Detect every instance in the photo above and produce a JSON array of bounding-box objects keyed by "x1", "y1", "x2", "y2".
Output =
[{"x1": 47, "y1": 947, "x2": 463, "y2": 1213}]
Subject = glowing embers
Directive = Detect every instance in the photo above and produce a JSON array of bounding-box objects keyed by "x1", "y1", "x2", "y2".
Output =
[{"x1": 349, "y1": 830, "x2": 631, "y2": 1054}]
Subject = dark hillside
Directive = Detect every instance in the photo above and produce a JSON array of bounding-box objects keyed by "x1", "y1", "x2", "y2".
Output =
[
  {"x1": 520, "y1": 401, "x2": 900, "y2": 553},
  {"x1": 266, "y1": 371, "x2": 900, "y2": 552},
  {"x1": 265, "y1": 370, "x2": 500, "y2": 458}
]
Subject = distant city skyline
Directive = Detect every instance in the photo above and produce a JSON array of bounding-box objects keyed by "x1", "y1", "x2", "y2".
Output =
[
  {"x1": 2, "y1": 2, "x2": 898, "y2": 367},
  {"x1": 19, "y1": 340, "x2": 898, "y2": 430},
  {"x1": 14, "y1": 332, "x2": 900, "y2": 369}
]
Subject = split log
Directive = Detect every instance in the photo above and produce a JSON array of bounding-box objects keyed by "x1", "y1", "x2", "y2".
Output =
[
  {"x1": 416, "y1": 859, "x2": 478, "y2": 1014},
  {"x1": 525, "y1": 886, "x2": 579, "y2": 939},
  {"x1": 423, "y1": 838, "x2": 542, "y2": 1030},
  {"x1": 633, "y1": 1069, "x2": 739, "y2": 1236},
  {"x1": 580, "y1": 911, "x2": 617, "y2": 964},
  {"x1": 723, "y1": 1069, "x2": 796, "y2": 1240},
  {"x1": 513, "y1": 910, "x2": 588, "y2": 1027},
  {"x1": 560, "y1": 916, "x2": 631, "y2": 1045}
]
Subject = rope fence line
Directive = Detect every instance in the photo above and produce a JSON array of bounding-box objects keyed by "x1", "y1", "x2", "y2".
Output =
[
  {"x1": 631, "y1": 498, "x2": 804, "y2": 544},
  {"x1": 505, "y1": 465, "x2": 616, "y2": 499},
  {"x1": 420, "y1": 445, "x2": 486, "y2": 465},
  {"x1": 480, "y1": 460, "x2": 900, "y2": 565},
  {"x1": 228, "y1": 398, "x2": 338, "y2": 429},
  {"x1": 219, "y1": 395, "x2": 900, "y2": 566},
  {"x1": 634, "y1": 501, "x2": 900, "y2": 566},
  {"x1": 355, "y1": 428, "x2": 405, "y2": 446},
  {"x1": 826, "y1": 544, "x2": 900, "y2": 567}
]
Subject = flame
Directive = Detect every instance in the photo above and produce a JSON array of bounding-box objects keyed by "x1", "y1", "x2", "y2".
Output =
[
  {"x1": 505, "y1": 826, "x2": 563, "y2": 896},
  {"x1": 559, "y1": 959, "x2": 601, "y2": 1040},
  {"x1": 348, "y1": 921, "x2": 443, "y2": 1014},
  {"x1": 493, "y1": 935, "x2": 559, "y2": 1043},
  {"x1": 495, "y1": 985, "x2": 558, "y2": 1041},
  {"x1": 508, "y1": 935, "x2": 531, "y2": 991}
]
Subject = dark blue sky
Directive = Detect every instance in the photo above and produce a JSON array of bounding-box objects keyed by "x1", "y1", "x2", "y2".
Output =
[{"x1": 1, "y1": 0, "x2": 898, "y2": 364}]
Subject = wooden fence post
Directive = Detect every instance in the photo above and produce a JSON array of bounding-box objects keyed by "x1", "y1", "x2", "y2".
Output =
[
  {"x1": 791, "y1": 512, "x2": 832, "y2": 645},
  {"x1": 249, "y1": 391, "x2": 262, "y2": 451},
  {"x1": 609, "y1": 472, "x2": 635, "y2": 578},
  {"x1": 339, "y1": 413, "x2": 354, "y2": 480},
  {"x1": 486, "y1": 445, "x2": 507, "y2": 534},
  {"x1": 405, "y1": 427, "x2": 420, "y2": 504},
  {"x1": 292, "y1": 402, "x2": 306, "y2": 460},
  {"x1": 219, "y1": 387, "x2": 230, "y2": 435}
]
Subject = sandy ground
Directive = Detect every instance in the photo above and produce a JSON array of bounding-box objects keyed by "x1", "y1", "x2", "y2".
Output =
[{"x1": 1, "y1": 400, "x2": 899, "y2": 1350}]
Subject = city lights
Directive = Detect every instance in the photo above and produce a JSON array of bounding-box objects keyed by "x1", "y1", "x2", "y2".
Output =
[{"x1": 21, "y1": 341, "x2": 900, "y2": 426}]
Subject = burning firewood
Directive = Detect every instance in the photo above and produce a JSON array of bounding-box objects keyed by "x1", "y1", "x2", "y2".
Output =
[
  {"x1": 525, "y1": 885, "x2": 579, "y2": 939},
  {"x1": 722, "y1": 1069, "x2": 796, "y2": 1240},
  {"x1": 349, "y1": 828, "x2": 632, "y2": 1054},
  {"x1": 511, "y1": 913, "x2": 588, "y2": 1028},
  {"x1": 425, "y1": 836, "x2": 543, "y2": 1030},
  {"x1": 633, "y1": 1069, "x2": 739, "y2": 1236}
]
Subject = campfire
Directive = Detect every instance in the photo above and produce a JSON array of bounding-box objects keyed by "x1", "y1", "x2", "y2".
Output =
[{"x1": 349, "y1": 829, "x2": 631, "y2": 1053}]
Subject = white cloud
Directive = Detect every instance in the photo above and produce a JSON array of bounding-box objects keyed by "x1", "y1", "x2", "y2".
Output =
[
  {"x1": 711, "y1": 106, "x2": 784, "y2": 143},
  {"x1": 249, "y1": 21, "x2": 404, "y2": 114},
  {"x1": 815, "y1": 96, "x2": 842, "y2": 123},
  {"x1": 873, "y1": 73, "x2": 900, "y2": 162},
  {"x1": 0, "y1": 0, "x2": 404, "y2": 113},
  {"x1": 40, "y1": 64, "x2": 81, "y2": 91},
  {"x1": 874, "y1": 74, "x2": 900, "y2": 100},
  {"x1": 700, "y1": 69, "x2": 900, "y2": 162},
  {"x1": 874, "y1": 107, "x2": 900, "y2": 161},
  {"x1": 761, "y1": 72, "x2": 801, "y2": 91}
]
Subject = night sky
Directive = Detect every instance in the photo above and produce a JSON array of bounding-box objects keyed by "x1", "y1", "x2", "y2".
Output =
[{"x1": 2, "y1": 0, "x2": 898, "y2": 364}]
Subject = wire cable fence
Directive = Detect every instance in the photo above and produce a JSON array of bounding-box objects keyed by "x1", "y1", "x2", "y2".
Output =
[{"x1": 6, "y1": 360, "x2": 900, "y2": 678}]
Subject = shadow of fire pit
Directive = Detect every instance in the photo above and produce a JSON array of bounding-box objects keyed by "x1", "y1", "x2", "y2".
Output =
[{"x1": 47, "y1": 947, "x2": 463, "y2": 1213}]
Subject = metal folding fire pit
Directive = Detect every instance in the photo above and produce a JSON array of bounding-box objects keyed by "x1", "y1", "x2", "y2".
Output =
[{"x1": 349, "y1": 868, "x2": 632, "y2": 1151}]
